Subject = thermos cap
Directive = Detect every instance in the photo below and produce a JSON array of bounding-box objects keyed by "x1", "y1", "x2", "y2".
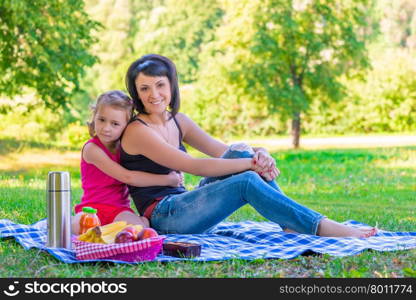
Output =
[{"x1": 47, "y1": 171, "x2": 70, "y2": 191}]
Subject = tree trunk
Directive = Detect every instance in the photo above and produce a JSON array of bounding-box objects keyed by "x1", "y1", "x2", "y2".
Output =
[{"x1": 291, "y1": 111, "x2": 301, "y2": 148}]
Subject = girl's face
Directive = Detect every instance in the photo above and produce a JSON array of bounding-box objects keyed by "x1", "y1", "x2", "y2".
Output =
[
  {"x1": 94, "y1": 104, "x2": 129, "y2": 145},
  {"x1": 135, "y1": 73, "x2": 171, "y2": 115}
]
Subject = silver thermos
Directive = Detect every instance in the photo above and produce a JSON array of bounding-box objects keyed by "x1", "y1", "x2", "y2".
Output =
[{"x1": 47, "y1": 171, "x2": 72, "y2": 249}]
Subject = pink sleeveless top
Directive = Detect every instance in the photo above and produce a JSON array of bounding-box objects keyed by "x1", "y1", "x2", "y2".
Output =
[{"x1": 75, "y1": 136, "x2": 130, "y2": 211}]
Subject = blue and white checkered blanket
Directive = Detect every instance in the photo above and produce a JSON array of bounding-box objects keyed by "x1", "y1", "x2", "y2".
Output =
[{"x1": 1, "y1": 218, "x2": 415, "y2": 263}]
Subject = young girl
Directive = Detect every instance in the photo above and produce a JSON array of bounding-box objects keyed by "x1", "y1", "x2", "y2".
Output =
[{"x1": 71, "y1": 90, "x2": 183, "y2": 235}]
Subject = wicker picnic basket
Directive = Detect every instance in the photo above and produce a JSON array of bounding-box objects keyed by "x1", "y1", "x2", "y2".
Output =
[{"x1": 73, "y1": 236, "x2": 165, "y2": 262}]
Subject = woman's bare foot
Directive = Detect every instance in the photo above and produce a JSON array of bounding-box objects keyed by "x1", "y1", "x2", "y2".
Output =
[{"x1": 317, "y1": 218, "x2": 378, "y2": 238}]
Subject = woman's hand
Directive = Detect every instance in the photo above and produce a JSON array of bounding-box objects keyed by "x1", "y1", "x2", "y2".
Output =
[
  {"x1": 167, "y1": 171, "x2": 184, "y2": 187},
  {"x1": 252, "y1": 149, "x2": 280, "y2": 181}
]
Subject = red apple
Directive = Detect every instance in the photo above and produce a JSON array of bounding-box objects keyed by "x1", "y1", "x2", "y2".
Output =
[
  {"x1": 140, "y1": 228, "x2": 158, "y2": 240},
  {"x1": 115, "y1": 230, "x2": 135, "y2": 243},
  {"x1": 123, "y1": 226, "x2": 140, "y2": 240}
]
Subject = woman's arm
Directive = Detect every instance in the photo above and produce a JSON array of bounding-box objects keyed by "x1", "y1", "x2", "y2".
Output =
[
  {"x1": 176, "y1": 113, "x2": 228, "y2": 158},
  {"x1": 176, "y1": 113, "x2": 279, "y2": 179},
  {"x1": 121, "y1": 120, "x2": 253, "y2": 177},
  {"x1": 83, "y1": 143, "x2": 181, "y2": 187}
]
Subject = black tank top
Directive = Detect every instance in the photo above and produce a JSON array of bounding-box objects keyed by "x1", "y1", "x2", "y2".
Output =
[{"x1": 120, "y1": 115, "x2": 187, "y2": 215}]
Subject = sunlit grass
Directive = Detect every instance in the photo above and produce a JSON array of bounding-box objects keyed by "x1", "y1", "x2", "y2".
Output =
[
  {"x1": 0, "y1": 149, "x2": 80, "y2": 171},
  {"x1": 0, "y1": 139, "x2": 415, "y2": 278}
]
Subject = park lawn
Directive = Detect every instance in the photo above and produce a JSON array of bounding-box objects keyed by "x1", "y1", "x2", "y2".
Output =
[{"x1": 0, "y1": 142, "x2": 415, "y2": 278}]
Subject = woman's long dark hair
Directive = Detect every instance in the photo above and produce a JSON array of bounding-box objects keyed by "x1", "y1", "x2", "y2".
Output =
[{"x1": 125, "y1": 54, "x2": 180, "y2": 117}]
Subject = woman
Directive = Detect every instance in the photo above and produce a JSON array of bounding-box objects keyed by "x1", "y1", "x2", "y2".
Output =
[{"x1": 120, "y1": 54, "x2": 377, "y2": 238}]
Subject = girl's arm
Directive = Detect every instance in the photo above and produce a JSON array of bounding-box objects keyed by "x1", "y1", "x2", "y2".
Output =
[
  {"x1": 121, "y1": 121, "x2": 253, "y2": 177},
  {"x1": 83, "y1": 143, "x2": 181, "y2": 187}
]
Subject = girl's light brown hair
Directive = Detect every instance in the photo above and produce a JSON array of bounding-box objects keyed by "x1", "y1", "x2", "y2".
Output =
[{"x1": 88, "y1": 90, "x2": 133, "y2": 137}]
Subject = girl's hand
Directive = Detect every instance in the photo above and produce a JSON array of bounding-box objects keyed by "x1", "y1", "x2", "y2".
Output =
[{"x1": 167, "y1": 171, "x2": 184, "y2": 187}]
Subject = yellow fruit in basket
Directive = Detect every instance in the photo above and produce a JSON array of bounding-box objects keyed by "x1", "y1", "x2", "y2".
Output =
[
  {"x1": 96, "y1": 235, "x2": 105, "y2": 243},
  {"x1": 102, "y1": 223, "x2": 144, "y2": 244},
  {"x1": 91, "y1": 226, "x2": 105, "y2": 243},
  {"x1": 101, "y1": 230, "x2": 121, "y2": 244},
  {"x1": 133, "y1": 224, "x2": 144, "y2": 233},
  {"x1": 100, "y1": 222, "x2": 130, "y2": 244},
  {"x1": 78, "y1": 227, "x2": 94, "y2": 242},
  {"x1": 100, "y1": 221, "x2": 127, "y2": 235},
  {"x1": 78, "y1": 221, "x2": 144, "y2": 244},
  {"x1": 77, "y1": 226, "x2": 104, "y2": 243}
]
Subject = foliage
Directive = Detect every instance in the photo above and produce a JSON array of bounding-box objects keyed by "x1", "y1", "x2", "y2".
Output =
[
  {"x1": 0, "y1": 100, "x2": 90, "y2": 149},
  {"x1": 377, "y1": 0, "x2": 416, "y2": 49},
  {"x1": 62, "y1": 122, "x2": 90, "y2": 149},
  {"x1": 81, "y1": 0, "x2": 143, "y2": 96},
  {"x1": 126, "y1": 0, "x2": 223, "y2": 83},
  {"x1": 303, "y1": 47, "x2": 416, "y2": 134},
  {"x1": 185, "y1": 82, "x2": 289, "y2": 139},
  {"x1": 0, "y1": 0, "x2": 99, "y2": 108},
  {"x1": 81, "y1": 0, "x2": 221, "y2": 98},
  {"x1": 1, "y1": 0, "x2": 415, "y2": 143},
  {"x1": 0, "y1": 101, "x2": 65, "y2": 143},
  {"x1": 194, "y1": 0, "x2": 375, "y2": 147}
]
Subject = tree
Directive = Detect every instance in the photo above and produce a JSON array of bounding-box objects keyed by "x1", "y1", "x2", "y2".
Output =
[
  {"x1": 81, "y1": 0, "x2": 137, "y2": 98},
  {"x1": 126, "y1": 0, "x2": 223, "y2": 83},
  {"x1": 378, "y1": 0, "x2": 416, "y2": 49},
  {"x1": 0, "y1": 0, "x2": 99, "y2": 108},
  {"x1": 198, "y1": 0, "x2": 375, "y2": 147},
  {"x1": 65, "y1": 0, "x2": 160, "y2": 123},
  {"x1": 303, "y1": 47, "x2": 416, "y2": 134}
]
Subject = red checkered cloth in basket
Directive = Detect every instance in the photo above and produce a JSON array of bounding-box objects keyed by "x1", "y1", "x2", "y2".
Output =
[{"x1": 73, "y1": 236, "x2": 165, "y2": 262}]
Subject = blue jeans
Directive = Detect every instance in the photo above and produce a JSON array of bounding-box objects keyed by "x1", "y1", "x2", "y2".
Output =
[{"x1": 150, "y1": 144, "x2": 324, "y2": 235}]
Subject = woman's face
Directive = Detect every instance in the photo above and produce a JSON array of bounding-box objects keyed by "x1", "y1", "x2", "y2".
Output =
[{"x1": 135, "y1": 73, "x2": 171, "y2": 115}]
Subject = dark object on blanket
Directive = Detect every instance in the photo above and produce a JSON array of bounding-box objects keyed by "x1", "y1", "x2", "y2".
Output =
[{"x1": 163, "y1": 242, "x2": 201, "y2": 258}]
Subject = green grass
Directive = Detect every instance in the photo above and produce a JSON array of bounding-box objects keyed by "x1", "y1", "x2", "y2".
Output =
[{"x1": 0, "y1": 143, "x2": 415, "y2": 278}]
